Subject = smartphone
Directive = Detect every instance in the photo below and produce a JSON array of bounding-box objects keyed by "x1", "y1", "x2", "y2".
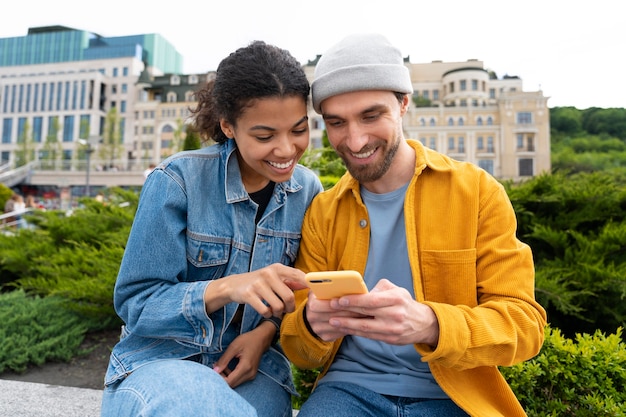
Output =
[{"x1": 305, "y1": 270, "x2": 368, "y2": 299}]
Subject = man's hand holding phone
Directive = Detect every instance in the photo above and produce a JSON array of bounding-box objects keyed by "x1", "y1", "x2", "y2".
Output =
[{"x1": 304, "y1": 270, "x2": 370, "y2": 341}]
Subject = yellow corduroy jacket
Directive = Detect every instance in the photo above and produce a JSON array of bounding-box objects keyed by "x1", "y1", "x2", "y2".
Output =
[{"x1": 281, "y1": 140, "x2": 547, "y2": 417}]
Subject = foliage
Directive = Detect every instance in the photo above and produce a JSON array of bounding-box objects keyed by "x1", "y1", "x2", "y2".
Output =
[
  {"x1": 291, "y1": 365, "x2": 321, "y2": 409},
  {"x1": 98, "y1": 107, "x2": 125, "y2": 169},
  {"x1": 581, "y1": 107, "x2": 626, "y2": 140},
  {"x1": 501, "y1": 327, "x2": 626, "y2": 416},
  {"x1": 550, "y1": 106, "x2": 583, "y2": 135},
  {"x1": 506, "y1": 170, "x2": 626, "y2": 337},
  {"x1": 300, "y1": 131, "x2": 346, "y2": 178},
  {"x1": 0, "y1": 183, "x2": 13, "y2": 210},
  {"x1": 183, "y1": 125, "x2": 202, "y2": 151},
  {"x1": 0, "y1": 290, "x2": 88, "y2": 373},
  {"x1": 0, "y1": 187, "x2": 137, "y2": 330},
  {"x1": 412, "y1": 94, "x2": 433, "y2": 108}
]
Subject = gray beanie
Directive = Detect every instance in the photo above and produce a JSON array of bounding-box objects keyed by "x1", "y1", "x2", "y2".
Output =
[{"x1": 311, "y1": 33, "x2": 413, "y2": 113}]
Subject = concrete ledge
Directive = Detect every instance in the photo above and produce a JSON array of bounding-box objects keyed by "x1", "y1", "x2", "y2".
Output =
[
  {"x1": 0, "y1": 379, "x2": 299, "y2": 416},
  {"x1": 0, "y1": 380, "x2": 102, "y2": 417}
]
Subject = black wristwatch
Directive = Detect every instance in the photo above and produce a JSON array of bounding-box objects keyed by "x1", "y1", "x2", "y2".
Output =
[{"x1": 261, "y1": 316, "x2": 282, "y2": 346}]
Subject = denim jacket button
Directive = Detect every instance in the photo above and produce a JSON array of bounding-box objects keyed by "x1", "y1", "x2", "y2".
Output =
[{"x1": 359, "y1": 219, "x2": 368, "y2": 228}]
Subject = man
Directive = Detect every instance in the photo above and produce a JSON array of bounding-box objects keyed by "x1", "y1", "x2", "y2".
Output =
[{"x1": 281, "y1": 33, "x2": 547, "y2": 417}]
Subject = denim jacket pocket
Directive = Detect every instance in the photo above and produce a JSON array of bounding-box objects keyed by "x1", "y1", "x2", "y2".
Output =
[
  {"x1": 420, "y1": 249, "x2": 477, "y2": 306},
  {"x1": 186, "y1": 234, "x2": 231, "y2": 281}
]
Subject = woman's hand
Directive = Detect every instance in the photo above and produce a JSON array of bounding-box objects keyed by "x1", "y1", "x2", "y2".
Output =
[
  {"x1": 204, "y1": 263, "x2": 308, "y2": 317},
  {"x1": 212, "y1": 323, "x2": 274, "y2": 388}
]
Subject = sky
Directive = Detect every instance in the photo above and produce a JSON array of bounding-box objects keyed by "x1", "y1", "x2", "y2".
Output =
[{"x1": 2, "y1": 0, "x2": 624, "y2": 110}]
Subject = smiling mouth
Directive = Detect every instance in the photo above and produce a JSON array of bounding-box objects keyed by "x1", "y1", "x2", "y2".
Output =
[
  {"x1": 352, "y1": 148, "x2": 376, "y2": 159},
  {"x1": 267, "y1": 159, "x2": 295, "y2": 169}
]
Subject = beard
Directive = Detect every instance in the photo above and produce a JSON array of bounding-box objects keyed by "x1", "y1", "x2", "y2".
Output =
[{"x1": 339, "y1": 132, "x2": 401, "y2": 184}]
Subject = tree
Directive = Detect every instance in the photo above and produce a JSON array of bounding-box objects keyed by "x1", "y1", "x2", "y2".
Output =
[
  {"x1": 98, "y1": 107, "x2": 124, "y2": 169},
  {"x1": 40, "y1": 117, "x2": 63, "y2": 170},
  {"x1": 182, "y1": 125, "x2": 202, "y2": 151},
  {"x1": 14, "y1": 120, "x2": 36, "y2": 167}
]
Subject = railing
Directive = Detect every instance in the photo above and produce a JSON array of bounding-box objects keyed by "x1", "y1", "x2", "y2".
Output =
[
  {"x1": 0, "y1": 207, "x2": 34, "y2": 231},
  {"x1": 0, "y1": 162, "x2": 35, "y2": 188},
  {"x1": 1, "y1": 159, "x2": 152, "y2": 189}
]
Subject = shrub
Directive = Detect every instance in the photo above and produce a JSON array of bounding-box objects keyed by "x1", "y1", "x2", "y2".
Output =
[
  {"x1": 0, "y1": 290, "x2": 88, "y2": 373},
  {"x1": 501, "y1": 326, "x2": 626, "y2": 416}
]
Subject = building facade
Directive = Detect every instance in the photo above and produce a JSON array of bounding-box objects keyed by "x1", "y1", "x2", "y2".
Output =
[
  {"x1": 0, "y1": 26, "x2": 550, "y2": 184},
  {"x1": 402, "y1": 59, "x2": 551, "y2": 180},
  {"x1": 0, "y1": 26, "x2": 182, "y2": 171}
]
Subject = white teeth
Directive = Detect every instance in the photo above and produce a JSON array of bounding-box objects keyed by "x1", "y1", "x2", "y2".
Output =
[
  {"x1": 352, "y1": 149, "x2": 375, "y2": 159},
  {"x1": 268, "y1": 159, "x2": 294, "y2": 169}
]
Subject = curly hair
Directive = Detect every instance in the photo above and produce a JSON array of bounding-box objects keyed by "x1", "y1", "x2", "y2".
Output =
[{"x1": 190, "y1": 41, "x2": 310, "y2": 144}]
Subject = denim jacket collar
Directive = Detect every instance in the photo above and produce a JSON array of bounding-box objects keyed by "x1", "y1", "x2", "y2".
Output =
[{"x1": 223, "y1": 139, "x2": 303, "y2": 204}]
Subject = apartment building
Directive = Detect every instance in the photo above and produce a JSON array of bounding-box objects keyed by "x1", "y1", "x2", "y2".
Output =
[
  {"x1": 0, "y1": 25, "x2": 182, "y2": 170},
  {"x1": 0, "y1": 26, "x2": 550, "y2": 182},
  {"x1": 403, "y1": 59, "x2": 551, "y2": 180}
]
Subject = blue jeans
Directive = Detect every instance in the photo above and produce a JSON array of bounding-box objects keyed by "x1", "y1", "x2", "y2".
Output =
[
  {"x1": 298, "y1": 381, "x2": 469, "y2": 417},
  {"x1": 100, "y1": 359, "x2": 292, "y2": 417}
]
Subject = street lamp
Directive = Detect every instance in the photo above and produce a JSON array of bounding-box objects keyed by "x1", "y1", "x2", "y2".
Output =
[{"x1": 77, "y1": 139, "x2": 95, "y2": 197}]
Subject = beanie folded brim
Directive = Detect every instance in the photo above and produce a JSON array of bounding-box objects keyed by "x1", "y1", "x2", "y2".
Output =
[{"x1": 312, "y1": 63, "x2": 413, "y2": 113}]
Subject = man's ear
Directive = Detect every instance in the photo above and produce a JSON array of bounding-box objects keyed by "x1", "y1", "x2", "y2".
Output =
[
  {"x1": 220, "y1": 119, "x2": 234, "y2": 139},
  {"x1": 400, "y1": 94, "x2": 410, "y2": 116}
]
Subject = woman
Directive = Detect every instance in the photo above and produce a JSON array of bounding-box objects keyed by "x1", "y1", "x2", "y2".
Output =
[{"x1": 101, "y1": 41, "x2": 323, "y2": 417}]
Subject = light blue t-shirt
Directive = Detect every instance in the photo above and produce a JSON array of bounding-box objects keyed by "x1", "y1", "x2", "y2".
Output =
[{"x1": 320, "y1": 182, "x2": 448, "y2": 399}]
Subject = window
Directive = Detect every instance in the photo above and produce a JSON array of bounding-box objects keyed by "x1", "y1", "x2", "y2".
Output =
[
  {"x1": 433, "y1": 90, "x2": 439, "y2": 100},
  {"x1": 185, "y1": 91, "x2": 195, "y2": 102},
  {"x1": 189, "y1": 75, "x2": 198, "y2": 84},
  {"x1": 487, "y1": 136, "x2": 494, "y2": 152},
  {"x1": 120, "y1": 100, "x2": 127, "y2": 113},
  {"x1": 64, "y1": 81, "x2": 71, "y2": 110},
  {"x1": 33, "y1": 117, "x2": 43, "y2": 143},
  {"x1": 113, "y1": 68, "x2": 119, "y2": 77},
  {"x1": 487, "y1": 116, "x2": 493, "y2": 125},
  {"x1": 517, "y1": 134, "x2": 524, "y2": 149},
  {"x1": 527, "y1": 135, "x2": 535, "y2": 151},
  {"x1": 471, "y1": 79, "x2": 478, "y2": 90},
  {"x1": 422, "y1": 90, "x2": 429, "y2": 99},
  {"x1": 63, "y1": 116, "x2": 74, "y2": 142},
  {"x1": 80, "y1": 80, "x2": 86, "y2": 110},
  {"x1": 2, "y1": 118, "x2": 12, "y2": 143},
  {"x1": 519, "y1": 158, "x2": 534, "y2": 176},
  {"x1": 448, "y1": 137, "x2": 455, "y2": 150},
  {"x1": 79, "y1": 115, "x2": 90, "y2": 139},
  {"x1": 449, "y1": 82, "x2": 455, "y2": 93},
  {"x1": 167, "y1": 92, "x2": 177, "y2": 102},
  {"x1": 458, "y1": 118, "x2": 464, "y2": 126},
  {"x1": 121, "y1": 84, "x2": 128, "y2": 93},
  {"x1": 171, "y1": 75, "x2": 180, "y2": 85},
  {"x1": 123, "y1": 67, "x2": 129, "y2": 76},
  {"x1": 476, "y1": 117, "x2": 483, "y2": 126},
  {"x1": 489, "y1": 88, "x2": 495, "y2": 99},
  {"x1": 448, "y1": 117, "x2": 454, "y2": 126},
  {"x1": 477, "y1": 136, "x2": 484, "y2": 150},
  {"x1": 460, "y1": 80, "x2": 467, "y2": 91},
  {"x1": 478, "y1": 159, "x2": 494, "y2": 175},
  {"x1": 458, "y1": 137, "x2": 465, "y2": 153},
  {"x1": 40, "y1": 83, "x2": 47, "y2": 112},
  {"x1": 26, "y1": 84, "x2": 32, "y2": 112},
  {"x1": 460, "y1": 99, "x2": 467, "y2": 107},
  {"x1": 419, "y1": 118, "x2": 426, "y2": 126},
  {"x1": 517, "y1": 112, "x2": 532, "y2": 124},
  {"x1": 429, "y1": 118, "x2": 436, "y2": 126},
  {"x1": 429, "y1": 137, "x2": 436, "y2": 150}
]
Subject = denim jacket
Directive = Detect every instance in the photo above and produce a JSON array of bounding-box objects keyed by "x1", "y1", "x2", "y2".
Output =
[{"x1": 104, "y1": 139, "x2": 323, "y2": 394}]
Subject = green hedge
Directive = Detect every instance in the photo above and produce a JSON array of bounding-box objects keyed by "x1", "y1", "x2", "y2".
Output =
[{"x1": 290, "y1": 326, "x2": 626, "y2": 414}]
